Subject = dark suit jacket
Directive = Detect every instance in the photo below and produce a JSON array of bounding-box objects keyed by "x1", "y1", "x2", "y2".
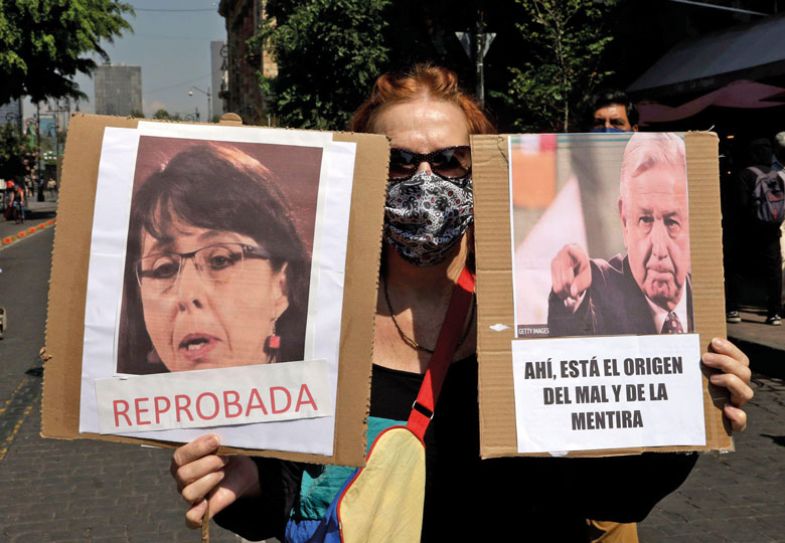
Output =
[{"x1": 547, "y1": 253, "x2": 693, "y2": 337}]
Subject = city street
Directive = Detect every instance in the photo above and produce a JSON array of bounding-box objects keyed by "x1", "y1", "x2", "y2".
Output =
[
  {"x1": 1, "y1": 217, "x2": 783, "y2": 542},
  {"x1": 0, "y1": 223, "x2": 242, "y2": 543}
]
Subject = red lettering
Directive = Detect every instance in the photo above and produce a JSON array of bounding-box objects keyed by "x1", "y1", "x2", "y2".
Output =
[
  {"x1": 134, "y1": 397, "x2": 151, "y2": 426},
  {"x1": 196, "y1": 392, "x2": 219, "y2": 420},
  {"x1": 113, "y1": 400, "x2": 131, "y2": 427},
  {"x1": 245, "y1": 388, "x2": 268, "y2": 416},
  {"x1": 175, "y1": 394, "x2": 193, "y2": 422},
  {"x1": 223, "y1": 390, "x2": 242, "y2": 418},
  {"x1": 270, "y1": 386, "x2": 292, "y2": 414},
  {"x1": 154, "y1": 396, "x2": 171, "y2": 424},
  {"x1": 295, "y1": 384, "x2": 318, "y2": 412}
]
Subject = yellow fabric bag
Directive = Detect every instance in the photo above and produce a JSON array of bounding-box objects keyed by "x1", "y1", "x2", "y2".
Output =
[
  {"x1": 338, "y1": 427, "x2": 426, "y2": 543},
  {"x1": 332, "y1": 267, "x2": 475, "y2": 543}
]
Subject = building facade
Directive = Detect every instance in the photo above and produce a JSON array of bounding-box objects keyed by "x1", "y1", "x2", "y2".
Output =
[
  {"x1": 218, "y1": 0, "x2": 277, "y2": 125},
  {"x1": 210, "y1": 40, "x2": 229, "y2": 121},
  {"x1": 0, "y1": 99, "x2": 23, "y2": 132},
  {"x1": 94, "y1": 65, "x2": 143, "y2": 116}
]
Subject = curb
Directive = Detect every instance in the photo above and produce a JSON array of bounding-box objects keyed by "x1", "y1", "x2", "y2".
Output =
[{"x1": 0, "y1": 218, "x2": 56, "y2": 248}]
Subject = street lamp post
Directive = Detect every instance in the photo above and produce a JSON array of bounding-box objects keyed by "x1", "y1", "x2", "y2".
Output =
[
  {"x1": 34, "y1": 103, "x2": 43, "y2": 201},
  {"x1": 188, "y1": 86, "x2": 212, "y2": 122},
  {"x1": 455, "y1": 9, "x2": 496, "y2": 108}
]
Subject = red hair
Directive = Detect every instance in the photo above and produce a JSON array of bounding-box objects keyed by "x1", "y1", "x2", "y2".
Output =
[{"x1": 349, "y1": 64, "x2": 496, "y2": 135}]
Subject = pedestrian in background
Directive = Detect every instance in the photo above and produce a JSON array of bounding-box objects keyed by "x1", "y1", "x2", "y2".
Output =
[
  {"x1": 0, "y1": 178, "x2": 6, "y2": 214},
  {"x1": 774, "y1": 132, "x2": 785, "y2": 310},
  {"x1": 588, "y1": 89, "x2": 639, "y2": 133},
  {"x1": 772, "y1": 131, "x2": 785, "y2": 171},
  {"x1": 10, "y1": 181, "x2": 26, "y2": 223},
  {"x1": 726, "y1": 138, "x2": 784, "y2": 325}
]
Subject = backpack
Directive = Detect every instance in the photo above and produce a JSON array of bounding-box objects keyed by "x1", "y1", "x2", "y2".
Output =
[{"x1": 749, "y1": 167, "x2": 785, "y2": 225}]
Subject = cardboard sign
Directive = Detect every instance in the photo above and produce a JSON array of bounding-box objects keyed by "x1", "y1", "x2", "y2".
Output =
[
  {"x1": 42, "y1": 115, "x2": 389, "y2": 467},
  {"x1": 472, "y1": 132, "x2": 732, "y2": 458}
]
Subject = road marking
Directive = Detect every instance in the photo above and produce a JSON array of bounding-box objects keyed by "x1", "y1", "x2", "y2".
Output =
[
  {"x1": 0, "y1": 366, "x2": 42, "y2": 462},
  {"x1": 0, "y1": 218, "x2": 56, "y2": 252},
  {"x1": 0, "y1": 378, "x2": 27, "y2": 415}
]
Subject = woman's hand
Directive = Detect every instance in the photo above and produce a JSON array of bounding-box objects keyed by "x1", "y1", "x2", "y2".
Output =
[
  {"x1": 170, "y1": 434, "x2": 261, "y2": 528},
  {"x1": 702, "y1": 337, "x2": 753, "y2": 432}
]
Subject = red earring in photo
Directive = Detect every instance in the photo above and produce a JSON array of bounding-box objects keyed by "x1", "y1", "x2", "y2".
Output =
[{"x1": 265, "y1": 320, "x2": 281, "y2": 361}]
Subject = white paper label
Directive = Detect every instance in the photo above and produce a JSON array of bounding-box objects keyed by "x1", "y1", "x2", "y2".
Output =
[
  {"x1": 511, "y1": 334, "x2": 706, "y2": 453},
  {"x1": 95, "y1": 360, "x2": 332, "y2": 433}
]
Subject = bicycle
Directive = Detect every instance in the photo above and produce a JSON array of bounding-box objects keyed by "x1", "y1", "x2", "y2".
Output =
[{"x1": 12, "y1": 201, "x2": 24, "y2": 224}]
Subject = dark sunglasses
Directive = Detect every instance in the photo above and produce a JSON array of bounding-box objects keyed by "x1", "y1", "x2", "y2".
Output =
[{"x1": 388, "y1": 146, "x2": 472, "y2": 182}]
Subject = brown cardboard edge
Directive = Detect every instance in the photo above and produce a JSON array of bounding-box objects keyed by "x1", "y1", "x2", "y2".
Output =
[
  {"x1": 42, "y1": 114, "x2": 139, "y2": 443},
  {"x1": 472, "y1": 132, "x2": 733, "y2": 459},
  {"x1": 41, "y1": 115, "x2": 388, "y2": 467},
  {"x1": 329, "y1": 131, "x2": 389, "y2": 465}
]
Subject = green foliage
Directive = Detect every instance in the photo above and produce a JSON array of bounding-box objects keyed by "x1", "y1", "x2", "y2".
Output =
[
  {"x1": 0, "y1": 123, "x2": 30, "y2": 180},
  {"x1": 498, "y1": 0, "x2": 619, "y2": 132},
  {"x1": 152, "y1": 109, "x2": 181, "y2": 121},
  {"x1": 0, "y1": 0, "x2": 134, "y2": 104},
  {"x1": 258, "y1": 0, "x2": 391, "y2": 129}
]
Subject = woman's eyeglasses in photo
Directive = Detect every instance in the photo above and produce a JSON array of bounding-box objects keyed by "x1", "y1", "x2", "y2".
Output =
[
  {"x1": 388, "y1": 146, "x2": 471, "y2": 184},
  {"x1": 136, "y1": 242, "x2": 270, "y2": 294}
]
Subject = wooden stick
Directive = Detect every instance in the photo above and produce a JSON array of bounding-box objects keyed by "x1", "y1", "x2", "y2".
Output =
[{"x1": 201, "y1": 502, "x2": 210, "y2": 543}]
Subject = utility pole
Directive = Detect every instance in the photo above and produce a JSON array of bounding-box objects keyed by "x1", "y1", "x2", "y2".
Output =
[
  {"x1": 455, "y1": 9, "x2": 496, "y2": 107},
  {"x1": 35, "y1": 102, "x2": 43, "y2": 201},
  {"x1": 189, "y1": 87, "x2": 212, "y2": 122}
]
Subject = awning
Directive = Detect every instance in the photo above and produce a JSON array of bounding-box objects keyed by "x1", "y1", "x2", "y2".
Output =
[
  {"x1": 628, "y1": 13, "x2": 785, "y2": 98},
  {"x1": 637, "y1": 79, "x2": 785, "y2": 123}
]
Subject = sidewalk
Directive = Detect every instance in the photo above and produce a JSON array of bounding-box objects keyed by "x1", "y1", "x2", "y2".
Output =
[
  {"x1": 638, "y1": 372, "x2": 785, "y2": 543},
  {"x1": 727, "y1": 308, "x2": 785, "y2": 378}
]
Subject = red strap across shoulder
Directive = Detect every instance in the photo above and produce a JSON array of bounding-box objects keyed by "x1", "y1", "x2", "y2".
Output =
[{"x1": 407, "y1": 266, "x2": 476, "y2": 440}]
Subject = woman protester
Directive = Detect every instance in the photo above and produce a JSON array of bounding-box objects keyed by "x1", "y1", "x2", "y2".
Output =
[
  {"x1": 170, "y1": 65, "x2": 753, "y2": 541},
  {"x1": 120, "y1": 143, "x2": 309, "y2": 374}
]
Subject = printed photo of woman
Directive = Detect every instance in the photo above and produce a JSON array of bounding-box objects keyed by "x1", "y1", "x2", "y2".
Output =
[{"x1": 117, "y1": 142, "x2": 316, "y2": 374}]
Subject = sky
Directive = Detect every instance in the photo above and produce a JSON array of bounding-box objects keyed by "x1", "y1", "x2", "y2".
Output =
[{"x1": 25, "y1": 1, "x2": 227, "y2": 118}]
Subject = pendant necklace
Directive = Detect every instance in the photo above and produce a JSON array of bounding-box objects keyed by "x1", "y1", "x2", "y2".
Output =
[{"x1": 382, "y1": 276, "x2": 475, "y2": 354}]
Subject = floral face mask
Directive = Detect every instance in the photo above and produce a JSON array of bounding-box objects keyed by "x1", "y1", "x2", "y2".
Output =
[{"x1": 383, "y1": 170, "x2": 473, "y2": 267}]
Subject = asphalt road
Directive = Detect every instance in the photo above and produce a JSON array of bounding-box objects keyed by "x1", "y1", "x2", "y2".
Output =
[
  {"x1": 0, "y1": 227, "x2": 51, "y2": 400},
  {"x1": 0, "y1": 226, "x2": 244, "y2": 543},
  {"x1": 0, "y1": 225, "x2": 783, "y2": 542}
]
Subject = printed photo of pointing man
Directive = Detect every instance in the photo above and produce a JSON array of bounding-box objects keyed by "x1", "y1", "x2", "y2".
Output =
[{"x1": 511, "y1": 132, "x2": 694, "y2": 338}]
